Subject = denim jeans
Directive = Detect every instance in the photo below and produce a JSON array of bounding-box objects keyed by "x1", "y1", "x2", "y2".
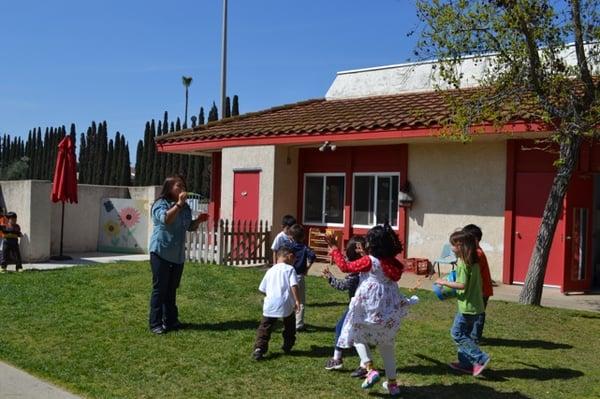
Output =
[
  {"x1": 148, "y1": 253, "x2": 184, "y2": 329},
  {"x1": 334, "y1": 309, "x2": 349, "y2": 349},
  {"x1": 471, "y1": 297, "x2": 489, "y2": 343},
  {"x1": 451, "y1": 312, "x2": 489, "y2": 367}
]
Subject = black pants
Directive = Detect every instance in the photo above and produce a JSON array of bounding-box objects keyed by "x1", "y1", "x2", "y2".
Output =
[
  {"x1": 149, "y1": 253, "x2": 184, "y2": 329},
  {"x1": 1, "y1": 241, "x2": 22, "y2": 270},
  {"x1": 254, "y1": 313, "x2": 296, "y2": 353}
]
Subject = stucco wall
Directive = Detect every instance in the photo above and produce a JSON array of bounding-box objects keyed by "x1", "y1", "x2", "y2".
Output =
[
  {"x1": 0, "y1": 180, "x2": 51, "y2": 261},
  {"x1": 220, "y1": 146, "x2": 276, "y2": 224},
  {"x1": 0, "y1": 181, "x2": 160, "y2": 261},
  {"x1": 50, "y1": 185, "x2": 129, "y2": 254},
  {"x1": 407, "y1": 142, "x2": 507, "y2": 280}
]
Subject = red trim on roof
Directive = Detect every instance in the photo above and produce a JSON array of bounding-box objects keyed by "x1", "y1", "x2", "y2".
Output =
[{"x1": 157, "y1": 122, "x2": 548, "y2": 153}]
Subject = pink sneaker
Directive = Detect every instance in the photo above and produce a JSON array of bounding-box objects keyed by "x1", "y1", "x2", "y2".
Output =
[
  {"x1": 449, "y1": 362, "x2": 472, "y2": 374},
  {"x1": 382, "y1": 381, "x2": 401, "y2": 396},
  {"x1": 361, "y1": 369, "x2": 380, "y2": 389},
  {"x1": 472, "y1": 357, "x2": 490, "y2": 376}
]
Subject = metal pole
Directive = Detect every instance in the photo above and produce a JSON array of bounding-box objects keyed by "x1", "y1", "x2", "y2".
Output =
[
  {"x1": 59, "y1": 201, "x2": 65, "y2": 256},
  {"x1": 220, "y1": 0, "x2": 228, "y2": 118}
]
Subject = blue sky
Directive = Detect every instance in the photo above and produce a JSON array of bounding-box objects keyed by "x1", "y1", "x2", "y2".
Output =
[{"x1": 1, "y1": 0, "x2": 421, "y2": 158}]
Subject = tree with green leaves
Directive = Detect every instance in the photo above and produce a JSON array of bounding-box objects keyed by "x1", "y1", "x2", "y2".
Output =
[
  {"x1": 182, "y1": 76, "x2": 193, "y2": 129},
  {"x1": 416, "y1": 0, "x2": 600, "y2": 305}
]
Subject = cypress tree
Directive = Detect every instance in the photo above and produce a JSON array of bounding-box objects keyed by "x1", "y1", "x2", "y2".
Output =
[
  {"x1": 208, "y1": 102, "x2": 219, "y2": 122},
  {"x1": 191, "y1": 116, "x2": 197, "y2": 127},
  {"x1": 134, "y1": 139, "x2": 143, "y2": 185},
  {"x1": 105, "y1": 139, "x2": 114, "y2": 185},
  {"x1": 232, "y1": 95, "x2": 240, "y2": 116},
  {"x1": 139, "y1": 122, "x2": 149, "y2": 185},
  {"x1": 163, "y1": 111, "x2": 169, "y2": 134},
  {"x1": 198, "y1": 107, "x2": 205, "y2": 125},
  {"x1": 150, "y1": 126, "x2": 159, "y2": 185},
  {"x1": 114, "y1": 132, "x2": 123, "y2": 184},
  {"x1": 122, "y1": 142, "x2": 131, "y2": 186},
  {"x1": 170, "y1": 122, "x2": 175, "y2": 132},
  {"x1": 176, "y1": 117, "x2": 181, "y2": 131},
  {"x1": 79, "y1": 133, "x2": 86, "y2": 183},
  {"x1": 224, "y1": 96, "x2": 231, "y2": 118}
]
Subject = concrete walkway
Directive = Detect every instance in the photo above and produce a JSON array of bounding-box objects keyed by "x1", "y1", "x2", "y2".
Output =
[
  {"x1": 308, "y1": 263, "x2": 600, "y2": 313},
  {"x1": 0, "y1": 361, "x2": 81, "y2": 399}
]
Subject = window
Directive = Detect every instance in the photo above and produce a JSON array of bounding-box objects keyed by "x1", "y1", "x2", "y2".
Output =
[
  {"x1": 353, "y1": 173, "x2": 399, "y2": 226},
  {"x1": 303, "y1": 174, "x2": 345, "y2": 225}
]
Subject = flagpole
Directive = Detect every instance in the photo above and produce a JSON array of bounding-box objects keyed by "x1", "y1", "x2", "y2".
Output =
[{"x1": 220, "y1": 0, "x2": 228, "y2": 117}]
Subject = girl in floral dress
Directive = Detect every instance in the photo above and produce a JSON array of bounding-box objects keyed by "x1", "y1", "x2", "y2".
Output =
[{"x1": 326, "y1": 223, "x2": 417, "y2": 397}]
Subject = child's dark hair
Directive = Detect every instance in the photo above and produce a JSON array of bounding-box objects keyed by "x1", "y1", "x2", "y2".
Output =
[
  {"x1": 346, "y1": 236, "x2": 366, "y2": 261},
  {"x1": 449, "y1": 230, "x2": 479, "y2": 265},
  {"x1": 366, "y1": 223, "x2": 403, "y2": 258},
  {"x1": 281, "y1": 215, "x2": 297, "y2": 228},
  {"x1": 276, "y1": 245, "x2": 294, "y2": 259},
  {"x1": 288, "y1": 224, "x2": 305, "y2": 242},
  {"x1": 463, "y1": 224, "x2": 483, "y2": 242}
]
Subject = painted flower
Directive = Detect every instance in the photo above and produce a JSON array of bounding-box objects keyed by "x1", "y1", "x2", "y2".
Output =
[
  {"x1": 104, "y1": 220, "x2": 121, "y2": 237},
  {"x1": 119, "y1": 207, "x2": 141, "y2": 228}
]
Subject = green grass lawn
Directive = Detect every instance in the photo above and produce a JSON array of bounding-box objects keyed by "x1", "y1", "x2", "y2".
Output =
[{"x1": 0, "y1": 262, "x2": 599, "y2": 399}]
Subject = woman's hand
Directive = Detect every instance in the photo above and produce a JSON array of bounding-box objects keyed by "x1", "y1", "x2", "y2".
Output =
[
  {"x1": 435, "y1": 278, "x2": 445, "y2": 286},
  {"x1": 177, "y1": 191, "x2": 188, "y2": 207}
]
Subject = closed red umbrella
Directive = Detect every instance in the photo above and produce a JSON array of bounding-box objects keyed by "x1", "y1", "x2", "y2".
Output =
[{"x1": 50, "y1": 136, "x2": 78, "y2": 260}]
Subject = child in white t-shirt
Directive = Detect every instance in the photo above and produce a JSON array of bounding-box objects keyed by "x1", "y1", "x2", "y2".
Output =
[
  {"x1": 253, "y1": 246, "x2": 300, "y2": 360},
  {"x1": 270, "y1": 215, "x2": 296, "y2": 264}
]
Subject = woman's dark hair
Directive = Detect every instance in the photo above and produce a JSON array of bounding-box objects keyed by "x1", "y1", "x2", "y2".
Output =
[
  {"x1": 157, "y1": 175, "x2": 187, "y2": 201},
  {"x1": 365, "y1": 223, "x2": 403, "y2": 258},
  {"x1": 449, "y1": 230, "x2": 479, "y2": 266},
  {"x1": 346, "y1": 236, "x2": 366, "y2": 261}
]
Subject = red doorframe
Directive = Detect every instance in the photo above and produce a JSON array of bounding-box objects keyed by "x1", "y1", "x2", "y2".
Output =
[
  {"x1": 504, "y1": 139, "x2": 598, "y2": 291},
  {"x1": 297, "y1": 144, "x2": 408, "y2": 252}
]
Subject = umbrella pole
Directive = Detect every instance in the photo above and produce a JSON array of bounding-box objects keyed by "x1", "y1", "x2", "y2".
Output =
[{"x1": 50, "y1": 201, "x2": 72, "y2": 261}]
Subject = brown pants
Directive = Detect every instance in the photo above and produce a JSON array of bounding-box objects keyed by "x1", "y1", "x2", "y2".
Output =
[{"x1": 254, "y1": 313, "x2": 296, "y2": 353}]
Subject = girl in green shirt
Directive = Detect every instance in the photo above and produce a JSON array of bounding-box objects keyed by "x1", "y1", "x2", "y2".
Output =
[{"x1": 435, "y1": 230, "x2": 490, "y2": 376}]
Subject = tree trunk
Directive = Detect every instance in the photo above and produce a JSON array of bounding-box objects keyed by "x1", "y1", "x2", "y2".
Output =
[{"x1": 518, "y1": 135, "x2": 582, "y2": 305}]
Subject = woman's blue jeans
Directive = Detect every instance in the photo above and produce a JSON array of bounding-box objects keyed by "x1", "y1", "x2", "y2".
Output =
[{"x1": 451, "y1": 312, "x2": 489, "y2": 367}]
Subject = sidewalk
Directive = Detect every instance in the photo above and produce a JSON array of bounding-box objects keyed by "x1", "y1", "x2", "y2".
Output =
[
  {"x1": 308, "y1": 262, "x2": 600, "y2": 313},
  {"x1": 13, "y1": 252, "x2": 149, "y2": 271},
  {"x1": 0, "y1": 361, "x2": 81, "y2": 399}
]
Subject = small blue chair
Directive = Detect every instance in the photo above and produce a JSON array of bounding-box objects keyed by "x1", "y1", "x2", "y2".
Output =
[{"x1": 432, "y1": 243, "x2": 457, "y2": 276}]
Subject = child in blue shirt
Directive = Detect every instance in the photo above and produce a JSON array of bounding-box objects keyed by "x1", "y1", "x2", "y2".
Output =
[{"x1": 288, "y1": 224, "x2": 316, "y2": 331}]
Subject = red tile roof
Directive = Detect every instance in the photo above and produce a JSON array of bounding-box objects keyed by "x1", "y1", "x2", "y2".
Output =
[{"x1": 156, "y1": 88, "x2": 541, "y2": 144}]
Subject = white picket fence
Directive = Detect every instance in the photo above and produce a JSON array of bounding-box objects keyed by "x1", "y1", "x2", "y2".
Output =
[{"x1": 185, "y1": 219, "x2": 272, "y2": 266}]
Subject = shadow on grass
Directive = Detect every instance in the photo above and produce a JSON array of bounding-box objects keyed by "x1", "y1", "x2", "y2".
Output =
[
  {"x1": 480, "y1": 337, "x2": 573, "y2": 350},
  {"x1": 179, "y1": 320, "x2": 258, "y2": 331},
  {"x1": 400, "y1": 355, "x2": 583, "y2": 382},
  {"x1": 309, "y1": 301, "x2": 348, "y2": 308},
  {"x1": 367, "y1": 383, "x2": 532, "y2": 399},
  {"x1": 288, "y1": 345, "x2": 336, "y2": 358}
]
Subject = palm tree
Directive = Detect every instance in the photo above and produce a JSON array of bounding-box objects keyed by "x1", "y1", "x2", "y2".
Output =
[{"x1": 181, "y1": 76, "x2": 193, "y2": 128}]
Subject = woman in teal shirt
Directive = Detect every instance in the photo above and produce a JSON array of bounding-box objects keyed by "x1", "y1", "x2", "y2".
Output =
[{"x1": 148, "y1": 175, "x2": 207, "y2": 334}]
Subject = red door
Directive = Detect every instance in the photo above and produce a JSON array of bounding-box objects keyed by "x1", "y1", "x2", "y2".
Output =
[
  {"x1": 232, "y1": 171, "x2": 260, "y2": 261},
  {"x1": 513, "y1": 173, "x2": 566, "y2": 286},
  {"x1": 563, "y1": 174, "x2": 593, "y2": 292},
  {"x1": 233, "y1": 171, "x2": 260, "y2": 222}
]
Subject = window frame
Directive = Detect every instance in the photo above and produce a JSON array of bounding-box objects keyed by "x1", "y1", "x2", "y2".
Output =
[
  {"x1": 302, "y1": 172, "x2": 346, "y2": 227},
  {"x1": 351, "y1": 172, "x2": 400, "y2": 229}
]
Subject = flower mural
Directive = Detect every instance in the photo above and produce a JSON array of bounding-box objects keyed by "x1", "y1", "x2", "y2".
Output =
[
  {"x1": 98, "y1": 199, "x2": 148, "y2": 254},
  {"x1": 119, "y1": 207, "x2": 141, "y2": 228},
  {"x1": 104, "y1": 220, "x2": 121, "y2": 237}
]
